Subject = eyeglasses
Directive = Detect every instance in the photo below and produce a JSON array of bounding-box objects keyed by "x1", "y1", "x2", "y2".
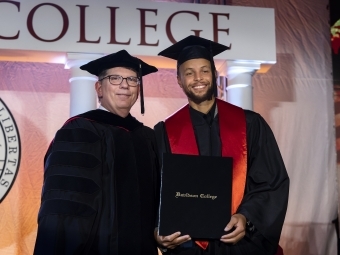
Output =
[{"x1": 99, "y1": 75, "x2": 140, "y2": 87}]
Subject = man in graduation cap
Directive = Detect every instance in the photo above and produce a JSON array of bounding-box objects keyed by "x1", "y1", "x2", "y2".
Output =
[
  {"x1": 154, "y1": 36, "x2": 289, "y2": 255},
  {"x1": 34, "y1": 50, "x2": 160, "y2": 255}
]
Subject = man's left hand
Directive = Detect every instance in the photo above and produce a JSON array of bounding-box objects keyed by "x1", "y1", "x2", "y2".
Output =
[{"x1": 220, "y1": 213, "x2": 246, "y2": 244}]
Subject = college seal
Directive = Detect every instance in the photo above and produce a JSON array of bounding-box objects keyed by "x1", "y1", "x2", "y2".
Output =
[{"x1": 0, "y1": 98, "x2": 21, "y2": 203}]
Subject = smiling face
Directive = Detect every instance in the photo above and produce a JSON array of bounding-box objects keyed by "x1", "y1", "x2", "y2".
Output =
[
  {"x1": 177, "y1": 58, "x2": 214, "y2": 106},
  {"x1": 95, "y1": 67, "x2": 139, "y2": 117}
]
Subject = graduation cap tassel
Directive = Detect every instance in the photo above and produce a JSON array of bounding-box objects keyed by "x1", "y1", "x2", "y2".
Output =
[
  {"x1": 139, "y1": 62, "x2": 145, "y2": 115},
  {"x1": 212, "y1": 66, "x2": 218, "y2": 98},
  {"x1": 209, "y1": 42, "x2": 218, "y2": 98}
]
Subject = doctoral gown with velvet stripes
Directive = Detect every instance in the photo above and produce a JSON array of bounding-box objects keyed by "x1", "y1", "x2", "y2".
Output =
[
  {"x1": 34, "y1": 109, "x2": 159, "y2": 255},
  {"x1": 154, "y1": 103, "x2": 289, "y2": 255}
]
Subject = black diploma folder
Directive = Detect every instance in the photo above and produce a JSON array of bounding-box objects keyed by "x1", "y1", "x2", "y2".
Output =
[{"x1": 158, "y1": 153, "x2": 233, "y2": 239}]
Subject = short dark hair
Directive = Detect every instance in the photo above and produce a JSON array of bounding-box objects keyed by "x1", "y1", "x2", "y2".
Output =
[{"x1": 98, "y1": 69, "x2": 108, "y2": 80}]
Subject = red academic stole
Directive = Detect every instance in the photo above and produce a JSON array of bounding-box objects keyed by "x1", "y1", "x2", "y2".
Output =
[{"x1": 164, "y1": 99, "x2": 247, "y2": 250}]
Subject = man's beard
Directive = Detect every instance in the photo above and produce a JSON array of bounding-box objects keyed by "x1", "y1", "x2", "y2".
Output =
[{"x1": 183, "y1": 82, "x2": 214, "y2": 104}]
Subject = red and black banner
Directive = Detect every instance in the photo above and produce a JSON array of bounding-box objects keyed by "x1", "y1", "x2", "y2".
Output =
[
  {"x1": 331, "y1": 0, "x2": 340, "y2": 165},
  {"x1": 331, "y1": 0, "x2": 340, "y2": 86}
]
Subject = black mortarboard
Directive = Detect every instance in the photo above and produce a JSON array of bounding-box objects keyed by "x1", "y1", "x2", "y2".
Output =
[
  {"x1": 158, "y1": 36, "x2": 230, "y2": 97},
  {"x1": 158, "y1": 35, "x2": 229, "y2": 66},
  {"x1": 80, "y1": 50, "x2": 158, "y2": 114}
]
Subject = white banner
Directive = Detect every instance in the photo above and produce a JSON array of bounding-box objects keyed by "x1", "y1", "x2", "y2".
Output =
[{"x1": 0, "y1": 0, "x2": 275, "y2": 63}]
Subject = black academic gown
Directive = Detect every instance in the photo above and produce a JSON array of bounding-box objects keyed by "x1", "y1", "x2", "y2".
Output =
[
  {"x1": 34, "y1": 110, "x2": 159, "y2": 255},
  {"x1": 154, "y1": 104, "x2": 289, "y2": 255}
]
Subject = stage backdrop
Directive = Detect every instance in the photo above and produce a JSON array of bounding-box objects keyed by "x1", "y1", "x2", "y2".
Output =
[
  {"x1": 331, "y1": 0, "x2": 340, "y2": 247},
  {"x1": 0, "y1": 0, "x2": 337, "y2": 254}
]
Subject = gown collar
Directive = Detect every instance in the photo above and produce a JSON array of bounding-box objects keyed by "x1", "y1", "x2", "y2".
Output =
[{"x1": 76, "y1": 109, "x2": 143, "y2": 131}]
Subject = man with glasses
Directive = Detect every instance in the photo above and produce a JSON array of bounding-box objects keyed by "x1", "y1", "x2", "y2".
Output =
[{"x1": 34, "y1": 50, "x2": 159, "y2": 255}]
